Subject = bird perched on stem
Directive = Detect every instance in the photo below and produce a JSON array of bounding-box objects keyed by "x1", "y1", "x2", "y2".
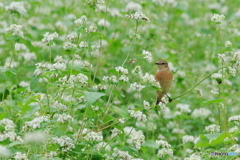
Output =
[{"x1": 155, "y1": 60, "x2": 173, "y2": 104}]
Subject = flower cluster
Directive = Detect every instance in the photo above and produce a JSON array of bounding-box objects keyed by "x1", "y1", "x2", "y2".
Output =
[
  {"x1": 142, "y1": 50, "x2": 153, "y2": 62},
  {"x1": 176, "y1": 104, "x2": 191, "y2": 113},
  {"x1": 128, "y1": 110, "x2": 147, "y2": 122},
  {"x1": 51, "y1": 101, "x2": 67, "y2": 111},
  {"x1": 124, "y1": 127, "x2": 145, "y2": 150},
  {"x1": 126, "y1": 12, "x2": 150, "y2": 22},
  {"x1": 59, "y1": 73, "x2": 88, "y2": 87},
  {"x1": 63, "y1": 42, "x2": 77, "y2": 51},
  {"x1": 52, "y1": 136, "x2": 75, "y2": 152},
  {"x1": 82, "y1": 129, "x2": 103, "y2": 142},
  {"x1": 211, "y1": 14, "x2": 225, "y2": 24},
  {"x1": 22, "y1": 116, "x2": 49, "y2": 131},
  {"x1": 130, "y1": 82, "x2": 145, "y2": 92},
  {"x1": 5, "y1": 1, "x2": 27, "y2": 14},
  {"x1": 6, "y1": 24, "x2": 24, "y2": 38},
  {"x1": 156, "y1": 140, "x2": 171, "y2": 148},
  {"x1": 205, "y1": 124, "x2": 220, "y2": 133},
  {"x1": 74, "y1": 15, "x2": 87, "y2": 26},
  {"x1": 115, "y1": 66, "x2": 128, "y2": 74},
  {"x1": 182, "y1": 135, "x2": 195, "y2": 144},
  {"x1": 0, "y1": 118, "x2": 16, "y2": 131},
  {"x1": 191, "y1": 108, "x2": 212, "y2": 119},
  {"x1": 42, "y1": 32, "x2": 58, "y2": 45},
  {"x1": 54, "y1": 114, "x2": 73, "y2": 123},
  {"x1": 212, "y1": 73, "x2": 224, "y2": 84}
]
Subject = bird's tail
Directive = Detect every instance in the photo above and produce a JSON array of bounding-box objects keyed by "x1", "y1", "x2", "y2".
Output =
[{"x1": 156, "y1": 90, "x2": 164, "y2": 105}]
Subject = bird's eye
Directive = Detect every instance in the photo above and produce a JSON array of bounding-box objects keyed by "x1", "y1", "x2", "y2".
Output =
[{"x1": 160, "y1": 63, "x2": 165, "y2": 65}]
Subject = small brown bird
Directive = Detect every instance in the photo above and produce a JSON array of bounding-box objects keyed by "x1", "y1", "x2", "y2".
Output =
[{"x1": 155, "y1": 60, "x2": 173, "y2": 104}]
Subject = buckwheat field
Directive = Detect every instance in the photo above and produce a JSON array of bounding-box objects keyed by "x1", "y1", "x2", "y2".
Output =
[{"x1": 0, "y1": 0, "x2": 240, "y2": 160}]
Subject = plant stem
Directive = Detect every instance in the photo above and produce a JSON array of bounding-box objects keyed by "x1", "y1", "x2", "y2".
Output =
[{"x1": 171, "y1": 66, "x2": 227, "y2": 101}]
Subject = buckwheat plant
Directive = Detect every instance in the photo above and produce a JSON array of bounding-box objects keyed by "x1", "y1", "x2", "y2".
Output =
[{"x1": 1, "y1": 0, "x2": 240, "y2": 159}]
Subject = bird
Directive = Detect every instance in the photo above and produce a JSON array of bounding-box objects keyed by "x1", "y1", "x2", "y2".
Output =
[{"x1": 155, "y1": 60, "x2": 173, "y2": 104}]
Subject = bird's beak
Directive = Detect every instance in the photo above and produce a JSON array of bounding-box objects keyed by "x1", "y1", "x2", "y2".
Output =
[{"x1": 155, "y1": 63, "x2": 159, "y2": 65}]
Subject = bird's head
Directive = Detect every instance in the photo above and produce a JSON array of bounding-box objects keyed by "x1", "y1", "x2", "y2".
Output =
[{"x1": 155, "y1": 60, "x2": 169, "y2": 71}]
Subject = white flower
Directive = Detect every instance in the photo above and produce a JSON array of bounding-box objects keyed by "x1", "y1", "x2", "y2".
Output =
[
  {"x1": 91, "y1": 105, "x2": 99, "y2": 111},
  {"x1": 130, "y1": 82, "x2": 145, "y2": 92},
  {"x1": 184, "y1": 154, "x2": 201, "y2": 160},
  {"x1": 0, "y1": 145, "x2": 11, "y2": 158},
  {"x1": 81, "y1": 61, "x2": 92, "y2": 69},
  {"x1": 225, "y1": 41, "x2": 232, "y2": 47},
  {"x1": 85, "y1": 26, "x2": 97, "y2": 33},
  {"x1": 229, "y1": 67, "x2": 236, "y2": 77},
  {"x1": 6, "y1": 24, "x2": 24, "y2": 37},
  {"x1": 5, "y1": 2, "x2": 27, "y2": 14},
  {"x1": 112, "y1": 148, "x2": 133, "y2": 159},
  {"x1": 52, "y1": 136, "x2": 75, "y2": 152},
  {"x1": 95, "y1": 142, "x2": 111, "y2": 151},
  {"x1": 132, "y1": 65, "x2": 142, "y2": 74},
  {"x1": 156, "y1": 140, "x2": 171, "y2": 148},
  {"x1": 172, "y1": 128, "x2": 185, "y2": 134},
  {"x1": 205, "y1": 124, "x2": 220, "y2": 133},
  {"x1": 42, "y1": 32, "x2": 58, "y2": 45},
  {"x1": 211, "y1": 14, "x2": 225, "y2": 23},
  {"x1": 51, "y1": 101, "x2": 67, "y2": 111},
  {"x1": 119, "y1": 118, "x2": 125, "y2": 123},
  {"x1": 182, "y1": 135, "x2": 195, "y2": 144},
  {"x1": 111, "y1": 128, "x2": 122, "y2": 138},
  {"x1": 191, "y1": 108, "x2": 212, "y2": 118},
  {"x1": 54, "y1": 114, "x2": 73, "y2": 123},
  {"x1": 212, "y1": 73, "x2": 224, "y2": 84},
  {"x1": 109, "y1": 75, "x2": 118, "y2": 83},
  {"x1": 23, "y1": 131, "x2": 47, "y2": 144},
  {"x1": 126, "y1": 1, "x2": 142, "y2": 12},
  {"x1": 67, "y1": 73, "x2": 88, "y2": 86},
  {"x1": 15, "y1": 43, "x2": 27, "y2": 51},
  {"x1": 115, "y1": 66, "x2": 128, "y2": 74},
  {"x1": 79, "y1": 41, "x2": 88, "y2": 48},
  {"x1": 66, "y1": 34, "x2": 75, "y2": 41},
  {"x1": 126, "y1": 12, "x2": 150, "y2": 22},
  {"x1": 63, "y1": 42, "x2": 77, "y2": 50},
  {"x1": 22, "y1": 116, "x2": 49, "y2": 130},
  {"x1": 0, "y1": 118, "x2": 16, "y2": 131},
  {"x1": 19, "y1": 81, "x2": 30, "y2": 87},
  {"x1": 92, "y1": 84, "x2": 107, "y2": 91},
  {"x1": 119, "y1": 75, "x2": 129, "y2": 82},
  {"x1": 98, "y1": 19, "x2": 110, "y2": 27},
  {"x1": 52, "y1": 62, "x2": 66, "y2": 70},
  {"x1": 142, "y1": 50, "x2": 153, "y2": 62},
  {"x1": 123, "y1": 127, "x2": 145, "y2": 150},
  {"x1": 229, "y1": 115, "x2": 240, "y2": 122},
  {"x1": 143, "y1": 100, "x2": 150, "y2": 109},
  {"x1": 176, "y1": 104, "x2": 191, "y2": 113},
  {"x1": 83, "y1": 130, "x2": 103, "y2": 142},
  {"x1": 74, "y1": 15, "x2": 87, "y2": 26},
  {"x1": 229, "y1": 126, "x2": 238, "y2": 133},
  {"x1": 14, "y1": 152, "x2": 28, "y2": 160},
  {"x1": 157, "y1": 148, "x2": 173, "y2": 158},
  {"x1": 128, "y1": 110, "x2": 147, "y2": 122},
  {"x1": 218, "y1": 53, "x2": 226, "y2": 61}
]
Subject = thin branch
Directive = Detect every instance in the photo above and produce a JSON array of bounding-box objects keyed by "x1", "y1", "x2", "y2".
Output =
[{"x1": 171, "y1": 66, "x2": 227, "y2": 101}]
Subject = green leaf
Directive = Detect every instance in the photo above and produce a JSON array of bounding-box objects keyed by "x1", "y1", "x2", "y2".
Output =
[
  {"x1": 113, "y1": 106, "x2": 129, "y2": 119},
  {"x1": 83, "y1": 91, "x2": 105, "y2": 105},
  {"x1": 30, "y1": 76, "x2": 40, "y2": 90},
  {"x1": 0, "y1": 66, "x2": 7, "y2": 73},
  {"x1": 203, "y1": 99, "x2": 225, "y2": 105},
  {"x1": 142, "y1": 140, "x2": 159, "y2": 149},
  {"x1": 108, "y1": 69, "x2": 118, "y2": 74},
  {"x1": 195, "y1": 133, "x2": 231, "y2": 147},
  {"x1": 22, "y1": 105, "x2": 40, "y2": 118}
]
